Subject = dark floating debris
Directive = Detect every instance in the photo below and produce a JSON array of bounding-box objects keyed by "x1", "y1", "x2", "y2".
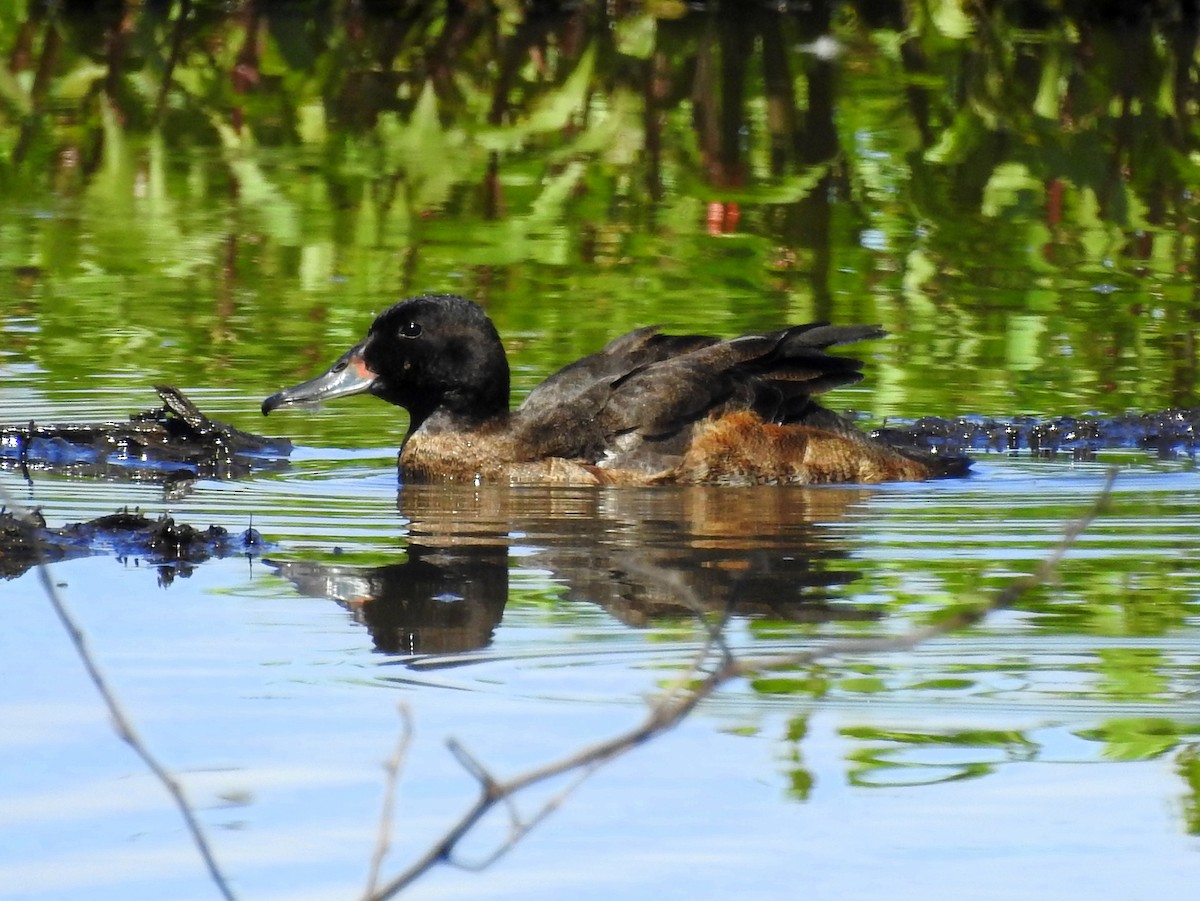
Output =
[
  {"x1": 0, "y1": 506, "x2": 271, "y2": 582},
  {"x1": 0, "y1": 386, "x2": 293, "y2": 484},
  {"x1": 872, "y1": 409, "x2": 1200, "y2": 462}
]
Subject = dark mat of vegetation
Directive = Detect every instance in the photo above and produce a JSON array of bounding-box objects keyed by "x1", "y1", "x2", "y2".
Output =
[
  {"x1": 0, "y1": 387, "x2": 292, "y2": 483},
  {"x1": 873, "y1": 409, "x2": 1200, "y2": 460},
  {"x1": 0, "y1": 507, "x2": 269, "y2": 582}
]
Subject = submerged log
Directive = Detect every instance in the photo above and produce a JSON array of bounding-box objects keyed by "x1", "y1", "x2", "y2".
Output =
[
  {"x1": 0, "y1": 507, "x2": 269, "y2": 582},
  {"x1": 0, "y1": 386, "x2": 292, "y2": 483}
]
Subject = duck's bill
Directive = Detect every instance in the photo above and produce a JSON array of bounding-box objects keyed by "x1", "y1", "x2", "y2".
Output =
[{"x1": 262, "y1": 345, "x2": 377, "y2": 415}]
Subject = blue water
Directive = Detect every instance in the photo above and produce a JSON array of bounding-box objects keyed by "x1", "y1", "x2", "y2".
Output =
[{"x1": 2, "y1": 408, "x2": 1198, "y2": 899}]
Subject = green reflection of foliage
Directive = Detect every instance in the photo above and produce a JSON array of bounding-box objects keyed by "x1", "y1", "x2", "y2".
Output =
[
  {"x1": 856, "y1": 488, "x2": 1200, "y2": 647},
  {"x1": 1094, "y1": 648, "x2": 1171, "y2": 701},
  {"x1": 752, "y1": 659, "x2": 983, "y2": 702},
  {"x1": 782, "y1": 714, "x2": 815, "y2": 801},
  {"x1": 1019, "y1": 553, "x2": 1200, "y2": 640},
  {"x1": 751, "y1": 671, "x2": 831, "y2": 699},
  {"x1": 1180, "y1": 744, "x2": 1200, "y2": 835},
  {"x1": 841, "y1": 726, "x2": 1038, "y2": 788},
  {"x1": 0, "y1": 1, "x2": 1197, "y2": 422},
  {"x1": 1074, "y1": 718, "x2": 1200, "y2": 763}
]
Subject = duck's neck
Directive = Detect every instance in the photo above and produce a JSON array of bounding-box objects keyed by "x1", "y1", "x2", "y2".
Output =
[
  {"x1": 402, "y1": 361, "x2": 511, "y2": 439},
  {"x1": 404, "y1": 400, "x2": 510, "y2": 442}
]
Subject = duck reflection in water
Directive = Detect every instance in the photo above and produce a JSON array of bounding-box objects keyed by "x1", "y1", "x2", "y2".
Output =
[{"x1": 267, "y1": 483, "x2": 883, "y2": 655}]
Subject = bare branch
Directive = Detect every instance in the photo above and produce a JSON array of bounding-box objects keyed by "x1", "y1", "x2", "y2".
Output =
[
  {"x1": 0, "y1": 487, "x2": 238, "y2": 901},
  {"x1": 363, "y1": 703, "x2": 414, "y2": 899},
  {"x1": 447, "y1": 738, "x2": 501, "y2": 796},
  {"x1": 364, "y1": 470, "x2": 1116, "y2": 901}
]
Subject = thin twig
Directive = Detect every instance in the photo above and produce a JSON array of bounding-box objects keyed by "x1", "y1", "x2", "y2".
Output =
[
  {"x1": 450, "y1": 595, "x2": 736, "y2": 874},
  {"x1": 363, "y1": 703, "x2": 414, "y2": 899},
  {"x1": 364, "y1": 470, "x2": 1116, "y2": 901},
  {"x1": 1, "y1": 486, "x2": 237, "y2": 901}
]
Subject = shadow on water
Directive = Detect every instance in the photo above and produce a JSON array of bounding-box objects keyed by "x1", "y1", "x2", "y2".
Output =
[{"x1": 268, "y1": 483, "x2": 876, "y2": 654}]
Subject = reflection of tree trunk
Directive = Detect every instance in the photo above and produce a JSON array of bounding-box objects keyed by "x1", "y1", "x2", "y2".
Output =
[
  {"x1": 104, "y1": 10, "x2": 131, "y2": 120},
  {"x1": 1167, "y1": 303, "x2": 1199, "y2": 408},
  {"x1": 691, "y1": 11, "x2": 754, "y2": 188},
  {"x1": 483, "y1": 152, "x2": 503, "y2": 220},
  {"x1": 797, "y1": 34, "x2": 837, "y2": 164},
  {"x1": 716, "y1": 17, "x2": 753, "y2": 188},
  {"x1": 1167, "y1": 7, "x2": 1197, "y2": 230},
  {"x1": 210, "y1": 232, "x2": 237, "y2": 353},
  {"x1": 760, "y1": 18, "x2": 796, "y2": 176},
  {"x1": 900, "y1": 38, "x2": 934, "y2": 148},
  {"x1": 691, "y1": 24, "x2": 720, "y2": 180},
  {"x1": 335, "y1": 9, "x2": 431, "y2": 131},
  {"x1": 488, "y1": 12, "x2": 568, "y2": 126},
  {"x1": 642, "y1": 52, "x2": 668, "y2": 203},
  {"x1": 155, "y1": 0, "x2": 193, "y2": 124},
  {"x1": 231, "y1": 7, "x2": 261, "y2": 134},
  {"x1": 399, "y1": 244, "x2": 419, "y2": 296},
  {"x1": 372, "y1": 3, "x2": 425, "y2": 71},
  {"x1": 426, "y1": 7, "x2": 484, "y2": 101},
  {"x1": 1195, "y1": 213, "x2": 1200, "y2": 281},
  {"x1": 219, "y1": 233, "x2": 237, "y2": 323},
  {"x1": 692, "y1": 15, "x2": 753, "y2": 188},
  {"x1": 6, "y1": 16, "x2": 36, "y2": 71},
  {"x1": 793, "y1": 6, "x2": 837, "y2": 320},
  {"x1": 12, "y1": 24, "x2": 61, "y2": 164},
  {"x1": 1111, "y1": 93, "x2": 1135, "y2": 222}
]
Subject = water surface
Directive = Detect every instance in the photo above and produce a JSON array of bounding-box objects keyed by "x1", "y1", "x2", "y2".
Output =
[{"x1": 2, "y1": 3, "x2": 1199, "y2": 899}]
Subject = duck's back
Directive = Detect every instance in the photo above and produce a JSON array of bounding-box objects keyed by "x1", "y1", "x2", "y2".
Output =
[{"x1": 506, "y1": 322, "x2": 892, "y2": 478}]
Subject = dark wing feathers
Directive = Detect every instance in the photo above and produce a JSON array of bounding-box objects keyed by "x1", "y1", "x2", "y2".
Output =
[
  {"x1": 517, "y1": 326, "x2": 719, "y2": 422},
  {"x1": 777, "y1": 323, "x2": 885, "y2": 350},
  {"x1": 513, "y1": 321, "x2": 883, "y2": 462}
]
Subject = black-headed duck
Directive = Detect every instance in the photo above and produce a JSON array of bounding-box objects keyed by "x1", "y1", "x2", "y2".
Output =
[{"x1": 262, "y1": 294, "x2": 968, "y2": 486}]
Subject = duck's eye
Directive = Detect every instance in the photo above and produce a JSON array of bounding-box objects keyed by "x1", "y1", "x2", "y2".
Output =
[{"x1": 399, "y1": 321, "x2": 422, "y2": 339}]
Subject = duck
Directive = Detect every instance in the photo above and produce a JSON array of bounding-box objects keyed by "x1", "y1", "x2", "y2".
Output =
[{"x1": 262, "y1": 294, "x2": 968, "y2": 486}]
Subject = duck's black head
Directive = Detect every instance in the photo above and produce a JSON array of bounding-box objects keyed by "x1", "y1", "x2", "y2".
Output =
[{"x1": 262, "y1": 294, "x2": 511, "y2": 433}]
